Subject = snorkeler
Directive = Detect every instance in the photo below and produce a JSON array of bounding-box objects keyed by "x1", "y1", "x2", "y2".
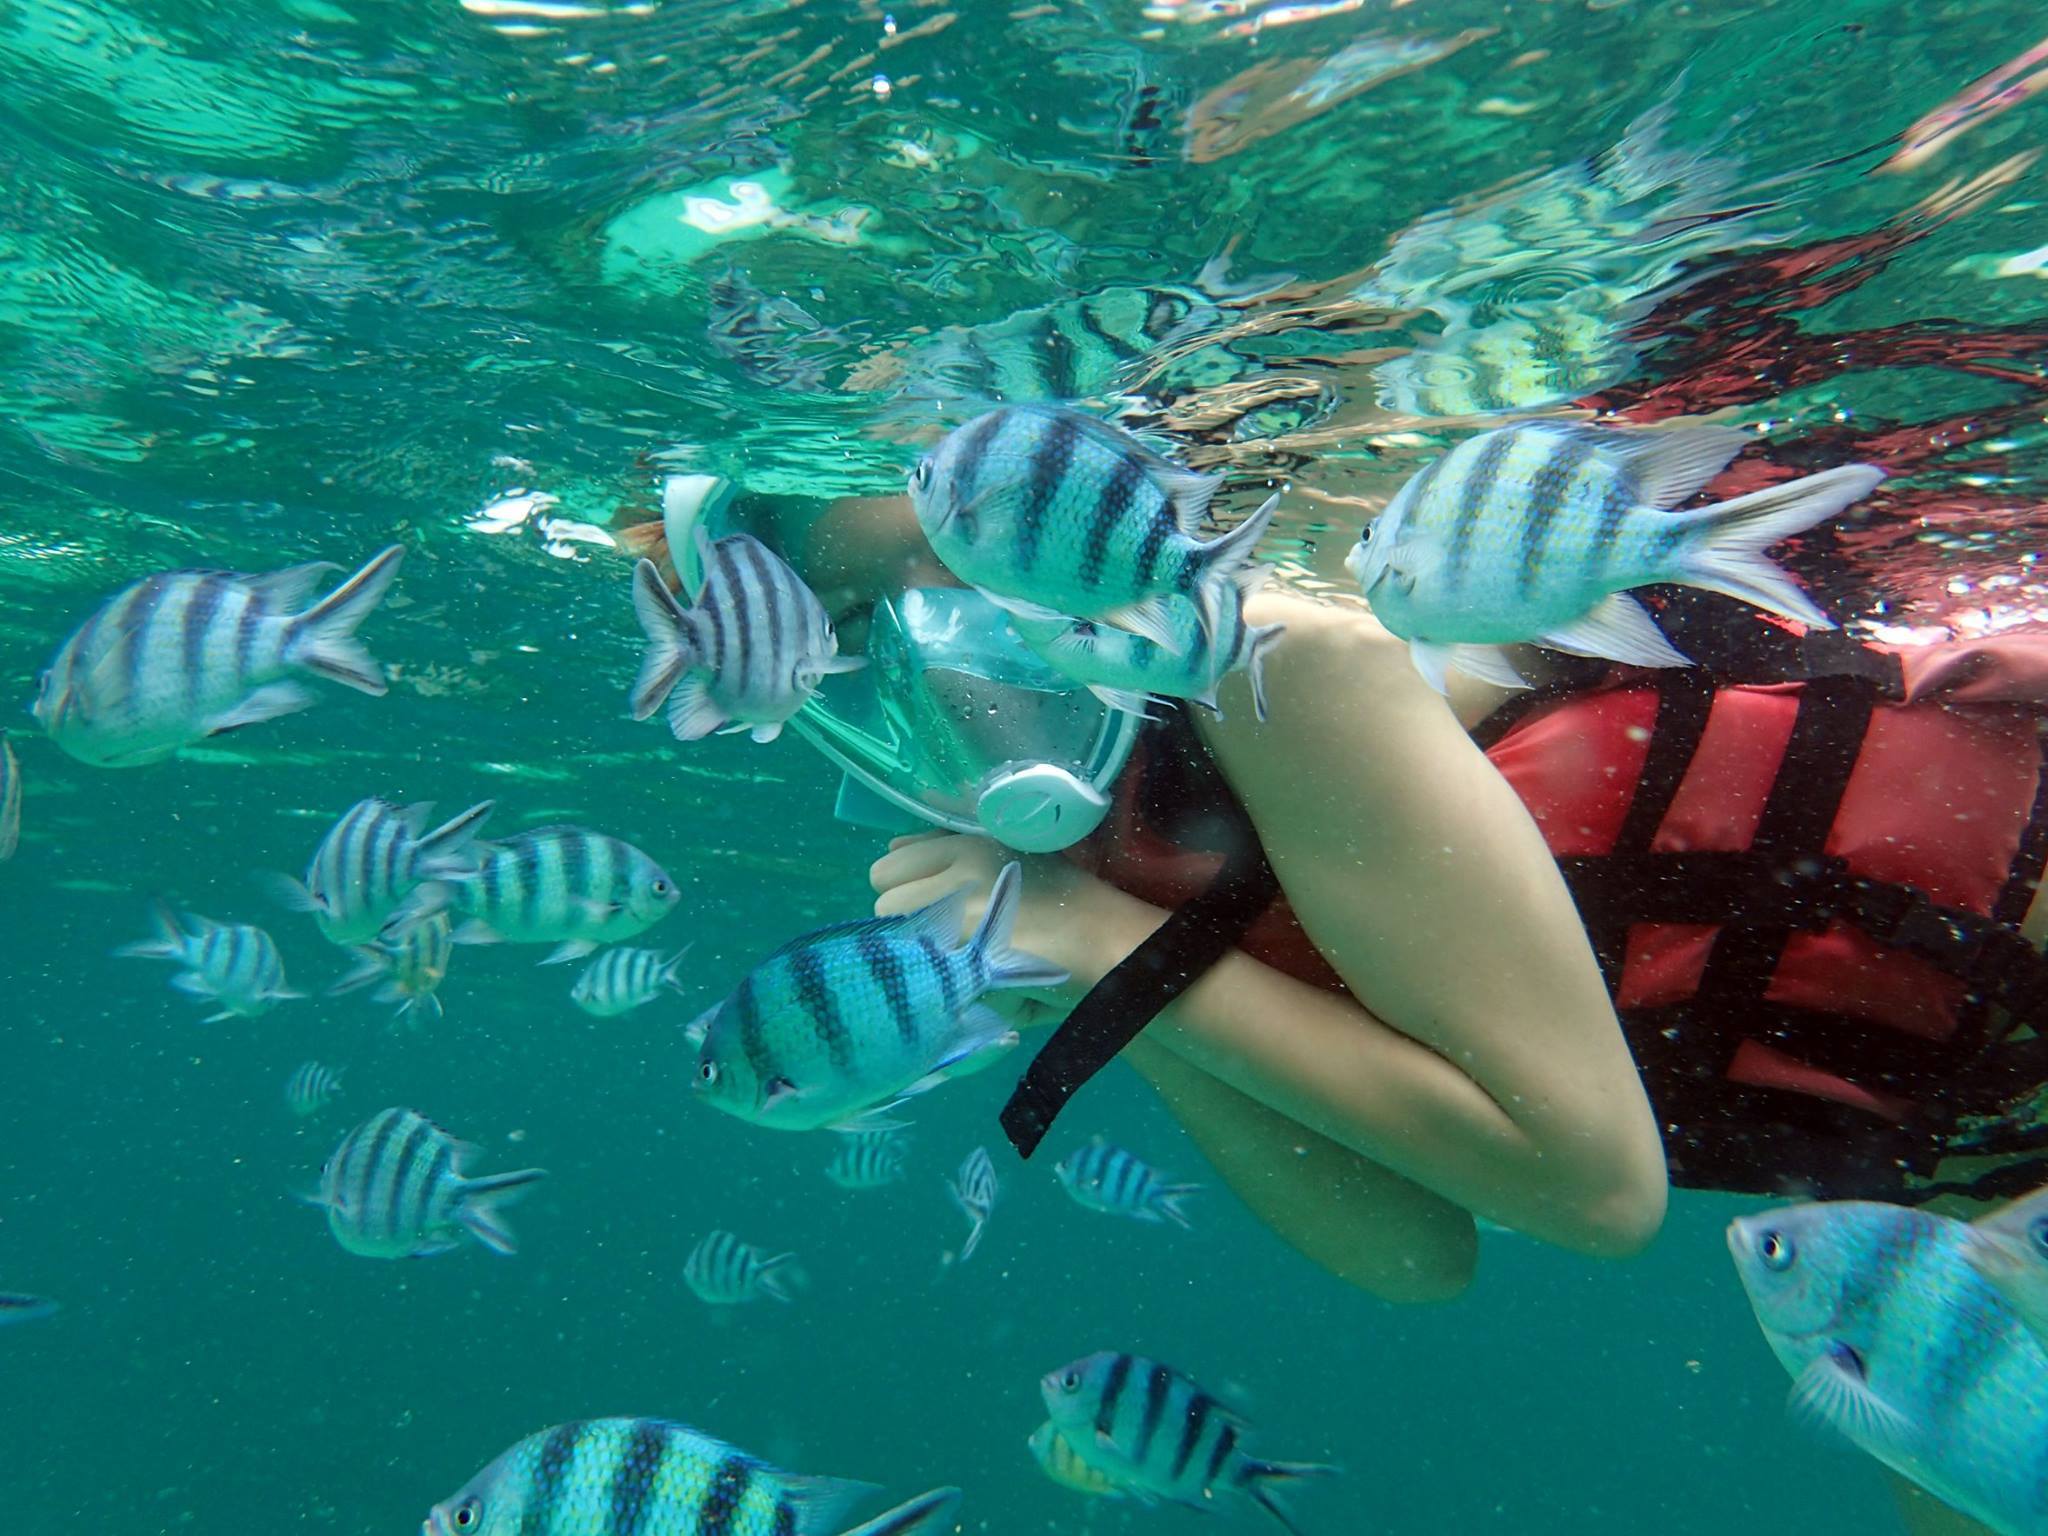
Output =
[{"x1": 623, "y1": 453, "x2": 2048, "y2": 1309}]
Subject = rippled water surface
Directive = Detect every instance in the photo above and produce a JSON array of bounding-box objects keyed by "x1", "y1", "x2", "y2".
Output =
[{"x1": 5, "y1": 0, "x2": 2048, "y2": 1531}]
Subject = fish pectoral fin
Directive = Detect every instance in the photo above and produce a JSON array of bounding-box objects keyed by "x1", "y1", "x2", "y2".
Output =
[
  {"x1": 1787, "y1": 1345, "x2": 1918, "y2": 1460},
  {"x1": 761, "y1": 1075, "x2": 801, "y2": 1109},
  {"x1": 827, "y1": 1104, "x2": 911, "y2": 1134},
  {"x1": 1086, "y1": 685, "x2": 1168, "y2": 719},
  {"x1": 748, "y1": 721, "x2": 783, "y2": 744},
  {"x1": 202, "y1": 682, "x2": 318, "y2": 737},
  {"x1": 1537, "y1": 593, "x2": 1692, "y2": 670},
  {"x1": 1407, "y1": 640, "x2": 1453, "y2": 695},
  {"x1": 1099, "y1": 596, "x2": 1187, "y2": 655}
]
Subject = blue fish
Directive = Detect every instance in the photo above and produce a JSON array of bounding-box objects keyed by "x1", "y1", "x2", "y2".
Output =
[
  {"x1": 311, "y1": 1106, "x2": 546, "y2": 1260},
  {"x1": 0, "y1": 1294, "x2": 57, "y2": 1326},
  {"x1": 115, "y1": 902, "x2": 303, "y2": 1020},
  {"x1": 1730, "y1": 1200, "x2": 2048, "y2": 1534},
  {"x1": 683, "y1": 1229, "x2": 801, "y2": 1305},
  {"x1": 330, "y1": 909, "x2": 454, "y2": 1021},
  {"x1": 948, "y1": 1146, "x2": 998, "y2": 1263},
  {"x1": 1055, "y1": 1137, "x2": 1199, "y2": 1229},
  {"x1": 271, "y1": 797, "x2": 492, "y2": 945}
]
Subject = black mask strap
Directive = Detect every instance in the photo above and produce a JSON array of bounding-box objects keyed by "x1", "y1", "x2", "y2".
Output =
[{"x1": 998, "y1": 811, "x2": 1279, "y2": 1158}]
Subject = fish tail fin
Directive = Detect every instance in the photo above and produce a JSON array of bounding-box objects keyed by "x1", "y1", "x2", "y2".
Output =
[
  {"x1": 968, "y1": 861, "x2": 1070, "y2": 992},
  {"x1": 1192, "y1": 492, "x2": 1279, "y2": 634},
  {"x1": 958, "y1": 1215, "x2": 986, "y2": 1263},
  {"x1": 456, "y1": 1167, "x2": 547, "y2": 1255},
  {"x1": 834, "y1": 1487, "x2": 962, "y2": 1536},
  {"x1": 287, "y1": 545, "x2": 404, "y2": 694},
  {"x1": 1152, "y1": 1182, "x2": 1202, "y2": 1230},
  {"x1": 326, "y1": 947, "x2": 390, "y2": 997},
  {"x1": 659, "y1": 944, "x2": 695, "y2": 993},
  {"x1": 756, "y1": 1252, "x2": 805, "y2": 1304},
  {"x1": 414, "y1": 799, "x2": 495, "y2": 874},
  {"x1": 629, "y1": 559, "x2": 705, "y2": 721},
  {"x1": 1672, "y1": 465, "x2": 1883, "y2": 627},
  {"x1": 255, "y1": 870, "x2": 324, "y2": 914},
  {"x1": 1241, "y1": 1460, "x2": 1340, "y2": 1536},
  {"x1": 114, "y1": 900, "x2": 187, "y2": 960},
  {"x1": 1244, "y1": 622, "x2": 1285, "y2": 723}
]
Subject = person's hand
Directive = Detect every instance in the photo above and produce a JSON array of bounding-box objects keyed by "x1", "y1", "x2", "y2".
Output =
[{"x1": 867, "y1": 832, "x2": 1154, "y2": 1021}]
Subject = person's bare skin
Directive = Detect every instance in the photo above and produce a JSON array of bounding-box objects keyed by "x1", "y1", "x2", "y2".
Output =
[{"x1": 869, "y1": 584, "x2": 1670, "y2": 1297}]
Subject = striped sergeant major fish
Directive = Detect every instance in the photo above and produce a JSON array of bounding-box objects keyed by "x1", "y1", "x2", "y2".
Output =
[
  {"x1": 1026, "y1": 1420, "x2": 1124, "y2": 1498},
  {"x1": 824, "y1": 1129, "x2": 907, "y2": 1191},
  {"x1": 0, "y1": 733, "x2": 18, "y2": 860},
  {"x1": 687, "y1": 863, "x2": 1066, "y2": 1133},
  {"x1": 1344, "y1": 422, "x2": 1887, "y2": 695},
  {"x1": 1055, "y1": 1137, "x2": 1199, "y2": 1229},
  {"x1": 947, "y1": 1146, "x2": 998, "y2": 1263},
  {"x1": 422, "y1": 1417, "x2": 961, "y2": 1536},
  {"x1": 628, "y1": 530, "x2": 866, "y2": 745},
  {"x1": 997, "y1": 565, "x2": 1282, "y2": 722},
  {"x1": 284, "y1": 1060, "x2": 344, "y2": 1117},
  {"x1": 270, "y1": 796, "x2": 494, "y2": 945},
  {"x1": 571, "y1": 944, "x2": 691, "y2": 1017},
  {"x1": 0, "y1": 1293, "x2": 57, "y2": 1326},
  {"x1": 683, "y1": 1230, "x2": 801, "y2": 1305},
  {"x1": 32, "y1": 545, "x2": 403, "y2": 768},
  {"x1": 310, "y1": 1106, "x2": 545, "y2": 1259},
  {"x1": 1040, "y1": 1352, "x2": 1336, "y2": 1533},
  {"x1": 330, "y1": 909, "x2": 454, "y2": 1021},
  {"x1": 441, "y1": 825, "x2": 681, "y2": 965},
  {"x1": 1730, "y1": 1200, "x2": 2048, "y2": 1535},
  {"x1": 909, "y1": 404, "x2": 1278, "y2": 652},
  {"x1": 114, "y1": 902, "x2": 303, "y2": 1021}
]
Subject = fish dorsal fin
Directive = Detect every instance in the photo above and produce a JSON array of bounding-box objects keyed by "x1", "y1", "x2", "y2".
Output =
[
  {"x1": 1158, "y1": 467, "x2": 1221, "y2": 536},
  {"x1": 778, "y1": 1473, "x2": 883, "y2": 1536},
  {"x1": 506, "y1": 823, "x2": 596, "y2": 841},
  {"x1": 767, "y1": 890, "x2": 968, "y2": 962},
  {"x1": 1584, "y1": 424, "x2": 1752, "y2": 510}
]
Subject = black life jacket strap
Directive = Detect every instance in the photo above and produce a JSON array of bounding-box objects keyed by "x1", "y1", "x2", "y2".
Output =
[{"x1": 999, "y1": 820, "x2": 1280, "y2": 1159}]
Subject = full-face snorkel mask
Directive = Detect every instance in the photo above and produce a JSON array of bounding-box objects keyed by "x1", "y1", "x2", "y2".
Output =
[{"x1": 661, "y1": 473, "x2": 1276, "y2": 1157}]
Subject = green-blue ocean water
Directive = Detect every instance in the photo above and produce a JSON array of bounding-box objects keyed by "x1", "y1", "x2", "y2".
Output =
[{"x1": 4, "y1": 0, "x2": 2048, "y2": 1530}]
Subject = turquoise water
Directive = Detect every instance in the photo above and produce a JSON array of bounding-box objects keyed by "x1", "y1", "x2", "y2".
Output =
[{"x1": 6, "y1": 0, "x2": 2048, "y2": 1530}]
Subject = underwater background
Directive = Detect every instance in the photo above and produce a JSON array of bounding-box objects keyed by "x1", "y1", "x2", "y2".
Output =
[{"x1": 4, "y1": 0, "x2": 2048, "y2": 1530}]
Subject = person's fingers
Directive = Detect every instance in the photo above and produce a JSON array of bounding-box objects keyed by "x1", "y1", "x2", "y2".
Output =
[
  {"x1": 887, "y1": 831, "x2": 948, "y2": 851},
  {"x1": 873, "y1": 874, "x2": 957, "y2": 919},
  {"x1": 869, "y1": 834, "x2": 962, "y2": 892}
]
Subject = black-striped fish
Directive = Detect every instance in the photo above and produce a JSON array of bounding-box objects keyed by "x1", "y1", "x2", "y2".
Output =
[
  {"x1": 0, "y1": 1293, "x2": 57, "y2": 1326},
  {"x1": 1026, "y1": 1421, "x2": 1125, "y2": 1498},
  {"x1": 442, "y1": 825, "x2": 680, "y2": 964},
  {"x1": 1344, "y1": 422, "x2": 1886, "y2": 693},
  {"x1": 284, "y1": 1060, "x2": 344, "y2": 1117},
  {"x1": 0, "y1": 732, "x2": 18, "y2": 861},
  {"x1": 1040, "y1": 1353, "x2": 1336, "y2": 1532},
  {"x1": 998, "y1": 565, "x2": 1283, "y2": 721},
  {"x1": 1055, "y1": 1137, "x2": 1199, "y2": 1229},
  {"x1": 947, "y1": 1146, "x2": 998, "y2": 1263},
  {"x1": 423, "y1": 1417, "x2": 960, "y2": 1536},
  {"x1": 329, "y1": 909, "x2": 454, "y2": 1021},
  {"x1": 271, "y1": 796, "x2": 493, "y2": 944},
  {"x1": 682, "y1": 1229, "x2": 800, "y2": 1305},
  {"x1": 309, "y1": 1106, "x2": 546, "y2": 1259},
  {"x1": 629, "y1": 531, "x2": 865, "y2": 745},
  {"x1": 32, "y1": 545, "x2": 403, "y2": 768},
  {"x1": 114, "y1": 902, "x2": 303, "y2": 1021},
  {"x1": 571, "y1": 944, "x2": 691, "y2": 1017},
  {"x1": 688, "y1": 863, "x2": 1065, "y2": 1133},
  {"x1": 909, "y1": 404, "x2": 1277, "y2": 648},
  {"x1": 825, "y1": 1130, "x2": 907, "y2": 1191}
]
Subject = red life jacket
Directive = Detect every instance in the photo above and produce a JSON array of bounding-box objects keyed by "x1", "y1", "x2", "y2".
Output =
[{"x1": 1074, "y1": 634, "x2": 2048, "y2": 1202}]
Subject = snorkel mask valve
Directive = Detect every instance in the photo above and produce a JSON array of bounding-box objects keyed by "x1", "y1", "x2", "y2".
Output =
[{"x1": 973, "y1": 763, "x2": 1111, "y2": 854}]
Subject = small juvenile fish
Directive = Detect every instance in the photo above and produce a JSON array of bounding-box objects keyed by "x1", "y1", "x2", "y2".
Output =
[
  {"x1": 115, "y1": 902, "x2": 303, "y2": 1021},
  {"x1": 1056, "y1": 1137, "x2": 1199, "y2": 1229},
  {"x1": 629, "y1": 530, "x2": 865, "y2": 744},
  {"x1": 1961, "y1": 1183, "x2": 2048, "y2": 1348},
  {"x1": 0, "y1": 1293, "x2": 57, "y2": 1326},
  {"x1": 948, "y1": 1146, "x2": 998, "y2": 1262},
  {"x1": 909, "y1": 403, "x2": 1277, "y2": 649},
  {"x1": 1027, "y1": 1420, "x2": 1126, "y2": 1498},
  {"x1": 1343, "y1": 422, "x2": 1885, "y2": 693},
  {"x1": 33, "y1": 546, "x2": 403, "y2": 767},
  {"x1": 329, "y1": 909, "x2": 453, "y2": 1021},
  {"x1": 999, "y1": 566, "x2": 1283, "y2": 721},
  {"x1": 688, "y1": 863, "x2": 1066, "y2": 1133},
  {"x1": 1729, "y1": 1200, "x2": 2048, "y2": 1535},
  {"x1": 284, "y1": 1060, "x2": 344, "y2": 1117},
  {"x1": 423, "y1": 1417, "x2": 960, "y2": 1536},
  {"x1": 309, "y1": 1106, "x2": 546, "y2": 1259},
  {"x1": 443, "y1": 825, "x2": 680, "y2": 964},
  {"x1": 571, "y1": 944, "x2": 690, "y2": 1017},
  {"x1": 270, "y1": 796, "x2": 493, "y2": 944},
  {"x1": 0, "y1": 733, "x2": 19, "y2": 860},
  {"x1": 825, "y1": 1130, "x2": 907, "y2": 1191},
  {"x1": 683, "y1": 1229, "x2": 800, "y2": 1305},
  {"x1": 1041, "y1": 1352, "x2": 1336, "y2": 1531}
]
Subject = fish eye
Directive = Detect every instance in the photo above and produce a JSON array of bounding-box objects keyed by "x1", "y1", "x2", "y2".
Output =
[
  {"x1": 1758, "y1": 1230, "x2": 1795, "y2": 1271},
  {"x1": 1357, "y1": 523, "x2": 1373, "y2": 544},
  {"x1": 910, "y1": 458, "x2": 933, "y2": 490},
  {"x1": 1059, "y1": 1370, "x2": 1082, "y2": 1393},
  {"x1": 697, "y1": 1061, "x2": 719, "y2": 1085},
  {"x1": 652, "y1": 879, "x2": 671, "y2": 896},
  {"x1": 453, "y1": 1498, "x2": 481, "y2": 1529}
]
